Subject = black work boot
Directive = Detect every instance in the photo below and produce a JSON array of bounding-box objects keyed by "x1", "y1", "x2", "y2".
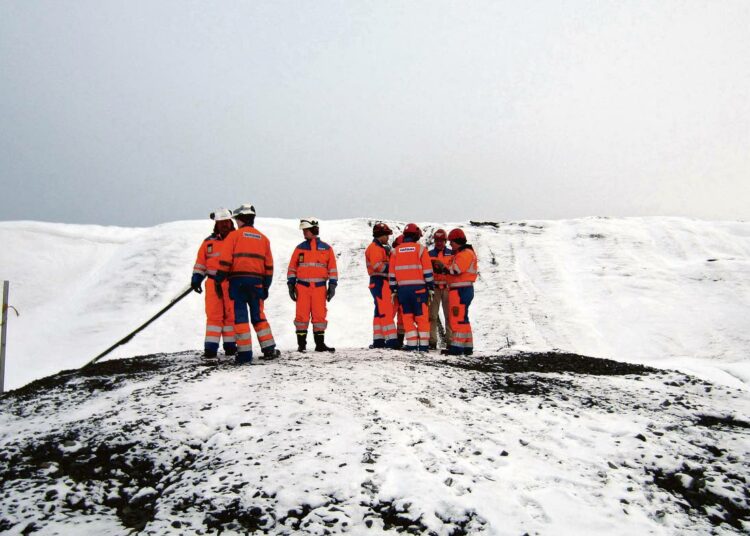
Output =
[
  {"x1": 313, "y1": 332, "x2": 335, "y2": 353},
  {"x1": 203, "y1": 349, "x2": 218, "y2": 358},
  {"x1": 296, "y1": 332, "x2": 307, "y2": 353},
  {"x1": 394, "y1": 333, "x2": 405, "y2": 350},
  {"x1": 261, "y1": 348, "x2": 281, "y2": 360}
]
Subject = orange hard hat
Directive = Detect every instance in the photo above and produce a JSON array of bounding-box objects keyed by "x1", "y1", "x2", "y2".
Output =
[{"x1": 433, "y1": 229, "x2": 447, "y2": 242}]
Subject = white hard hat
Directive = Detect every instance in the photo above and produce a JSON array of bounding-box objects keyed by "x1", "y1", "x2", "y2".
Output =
[
  {"x1": 299, "y1": 217, "x2": 319, "y2": 230},
  {"x1": 233, "y1": 204, "x2": 256, "y2": 217},
  {"x1": 210, "y1": 208, "x2": 233, "y2": 221}
]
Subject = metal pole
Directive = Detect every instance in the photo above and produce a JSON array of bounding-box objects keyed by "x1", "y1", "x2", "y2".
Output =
[
  {"x1": 83, "y1": 286, "x2": 194, "y2": 368},
  {"x1": 1, "y1": 281, "x2": 9, "y2": 394}
]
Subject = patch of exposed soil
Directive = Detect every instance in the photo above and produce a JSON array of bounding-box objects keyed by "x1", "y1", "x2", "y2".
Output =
[
  {"x1": 694, "y1": 414, "x2": 750, "y2": 430},
  {"x1": 5, "y1": 354, "x2": 169, "y2": 401},
  {"x1": 0, "y1": 430, "x2": 164, "y2": 531},
  {"x1": 647, "y1": 464, "x2": 750, "y2": 529},
  {"x1": 439, "y1": 352, "x2": 658, "y2": 376},
  {"x1": 363, "y1": 500, "x2": 429, "y2": 533}
]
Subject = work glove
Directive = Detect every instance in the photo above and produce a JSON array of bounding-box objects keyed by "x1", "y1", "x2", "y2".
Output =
[
  {"x1": 260, "y1": 286, "x2": 269, "y2": 300},
  {"x1": 288, "y1": 283, "x2": 297, "y2": 302},
  {"x1": 214, "y1": 270, "x2": 227, "y2": 283},
  {"x1": 431, "y1": 259, "x2": 447, "y2": 274},
  {"x1": 191, "y1": 274, "x2": 203, "y2": 294},
  {"x1": 214, "y1": 280, "x2": 223, "y2": 299},
  {"x1": 326, "y1": 285, "x2": 336, "y2": 302}
]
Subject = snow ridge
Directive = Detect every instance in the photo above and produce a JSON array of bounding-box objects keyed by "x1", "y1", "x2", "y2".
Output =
[{"x1": 1, "y1": 216, "x2": 748, "y2": 390}]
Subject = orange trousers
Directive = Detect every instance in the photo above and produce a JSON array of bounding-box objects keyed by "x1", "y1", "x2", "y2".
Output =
[
  {"x1": 447, "y1": 286, "x2": 474, "y2": 354},
  {"x1": 294, "y1": 283, "x2": 328, "y2": 333},
  {"x1": 204, "y1": 279, "x2": 235, "y2": 352},
  {"x1": 369, "y1": 278, "x2": 397, "y2": 347}
]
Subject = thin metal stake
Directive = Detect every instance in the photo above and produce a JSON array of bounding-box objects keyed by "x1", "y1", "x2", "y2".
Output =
[{"x1": 1, "y1": 281, "x2": 9, "y2": 394}]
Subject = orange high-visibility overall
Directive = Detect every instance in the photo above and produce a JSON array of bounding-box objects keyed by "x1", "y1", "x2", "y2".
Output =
[
  {"x1": 388, "y1": 240, "x2": 434, "y2": 350},
  {"x1": 193, "y1": 234, "x2": 235, "y2": 353},
  {"x1": 287, "y1": 238, "x2": 338, "y2": 335},
  {"x1": 216, "y1": 226, "x2": 277, "y2": 362},
  {"x1": 446, "y1": 246, "x2": 478, "y2": 355},
  {"x1": 365, "y1": 240, "x2": 397, "y2": 347}
]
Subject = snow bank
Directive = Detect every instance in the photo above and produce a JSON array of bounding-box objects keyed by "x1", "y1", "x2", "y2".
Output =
[{"x1": 0, "y1": 217, "x2": 748, "y2": 390}]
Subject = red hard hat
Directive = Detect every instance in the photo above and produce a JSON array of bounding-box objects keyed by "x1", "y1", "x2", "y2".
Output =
[
  {"x1": 373, "y1": 222, "x2": 393, "y2": 237},
  {"x1": 433, "y1": 229, "x2": 447, "y2": 241},
  {"x1": 403, "y1": 223, "x2": 422, "y2": 238},
  {"x1": 393, "y1": 234, "x2": 405, "y2": 247},
  {"x1": 448, "y1": 228, "x2": 466, "y2": 242}
]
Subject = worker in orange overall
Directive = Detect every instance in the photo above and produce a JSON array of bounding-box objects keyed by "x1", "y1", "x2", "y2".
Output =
[
  {"x1": 435, "y1": 228, "x2": 478, "y2": 356},
  {"x1": 287, "y1": 217, "x2": 338, "y2": 352},
  {"x1": 191, "y1": 209, "x2": 236, "y2": 358},
  {"x1": 428, "y1": 229, "x2": 453, "y2": 350},
  {"x1": 365, "y1": 222, "x2": 398, "y2": 349},
  {"x1": 388, "y1": 223, "x2": 434, "y2": 351},
  {"x1": 391, "y1": 233, "x2": 406, "y2": 349},
  {"x1": 215, "y1": 204, "x2": 279, "y2": 364}
]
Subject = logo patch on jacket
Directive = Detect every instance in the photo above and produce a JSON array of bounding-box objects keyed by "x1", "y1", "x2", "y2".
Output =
[
  {"x1": 243, "y1": 232, "x2": 261, "y2": 239},
  {"x1": 207, "y1": 244, "x2": 213, "y2": 254},
  {"x1": 298, "y1": 253, "x2": 304, "y2": 263},
  {"x1": 400, "y1": 246, "x2": 416, "y2": 253}
]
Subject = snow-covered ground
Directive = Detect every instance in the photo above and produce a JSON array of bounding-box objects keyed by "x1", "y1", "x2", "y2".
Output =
[
  {"x1": 1, "y1": 217, "x2": 749, "y2": 390},
  {"x1": 1, "y1": 217, "x2": 749, "y2": 534},
  {"x1": 0, "y1": 350, "x2": 748, "y2": 534}
]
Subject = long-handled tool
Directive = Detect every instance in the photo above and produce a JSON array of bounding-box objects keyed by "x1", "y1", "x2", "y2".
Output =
[
  {"x1": 437, "y1": 316, "x2": 446, "y2": 349},
  {"x1": 83, "y1": 286, "x2": 194, "y2": 368}
]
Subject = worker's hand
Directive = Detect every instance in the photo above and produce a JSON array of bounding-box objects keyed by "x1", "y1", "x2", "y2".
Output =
[
  {"x1": 260, "y1": 286, "x2": 269, "y2": 300},
  {"x1": 288, "y1": 284, "x2": 297, "y2": 302},
  {"x1": 427, "y1": 289, "x2": 435, "y2": 305},
  {"x1": 190, "y1": 274, "x2": 203, "y2": 294},
  {"x1": 390, "y1": 288, "x2": 397, "y2": 303},
  {"x1": 326, "y1": 285, "x2": 336, "y2": 302},
  {"x1": 431, "y1": 259, "x2": 446, "y2": 274},
  {"x1": 214, "y1": 270, "x2": 227, "y2": 283}
]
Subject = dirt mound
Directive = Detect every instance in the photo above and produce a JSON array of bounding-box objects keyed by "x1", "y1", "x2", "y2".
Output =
[
  {"x1": 437, "y1": 351, "x2": 658, "y2": 376},
  {"x1": 3, "y1": 353, "x2": 178, "y2": 402}
]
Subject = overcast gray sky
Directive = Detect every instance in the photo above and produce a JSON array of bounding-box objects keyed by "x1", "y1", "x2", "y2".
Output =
[{"x1": 1, "y1": 0, "x2": 748, "y2": 226}]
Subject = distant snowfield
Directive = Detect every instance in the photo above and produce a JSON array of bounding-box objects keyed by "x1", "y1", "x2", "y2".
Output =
[{"x1": 0, "y1": 217, "x2": 749, "y2": 390}]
